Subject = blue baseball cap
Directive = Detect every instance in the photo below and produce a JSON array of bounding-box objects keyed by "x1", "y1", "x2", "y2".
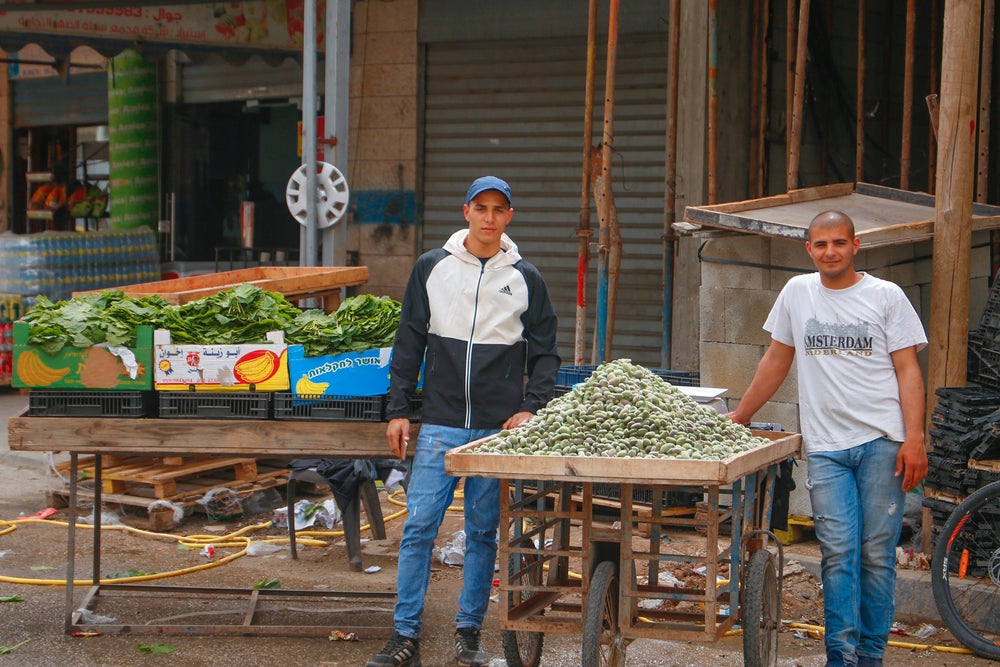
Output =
[{"x1": 465, "y1": 176, "x2": 512, "y2": 207}]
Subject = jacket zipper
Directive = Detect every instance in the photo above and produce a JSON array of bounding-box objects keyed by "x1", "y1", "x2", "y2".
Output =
[{"x1": 464, "y1": 263, "x2": 486, "y2": 428}]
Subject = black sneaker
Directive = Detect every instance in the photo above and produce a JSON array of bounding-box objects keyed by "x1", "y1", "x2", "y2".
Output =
[
  {"x1": 366, "y1": 631, "x2": 420, "y2": 667},
  {"x1": 454, "y1": 627, "x2": 489, "y2": 667}
]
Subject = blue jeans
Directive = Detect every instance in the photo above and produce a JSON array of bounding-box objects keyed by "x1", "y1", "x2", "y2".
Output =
[
  {"x1": 393, "y1": 424, "x2": 501, "y2": 639},
  {"x1": 806, "y1": 438, "x2": 905, "y2": 667}
]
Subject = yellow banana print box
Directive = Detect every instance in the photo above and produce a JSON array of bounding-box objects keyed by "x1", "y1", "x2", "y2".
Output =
[
  {"x1": 153, "y1": 329, "x2": 290, "y2": 392},
  {"x1": 12, "y1": 323, "x2": 154, "y2": 390},
  {"x1": 287, "y1": 345, "x2": 394, "y2": 397}
]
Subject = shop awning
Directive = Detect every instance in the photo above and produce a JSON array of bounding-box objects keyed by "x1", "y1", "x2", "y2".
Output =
[
  {"x1": 681, "y1": 182, "x2": 1000, "y2": 248},
  {"x1": 0, "y1": 1, "x2": 322, "y2": 65}
]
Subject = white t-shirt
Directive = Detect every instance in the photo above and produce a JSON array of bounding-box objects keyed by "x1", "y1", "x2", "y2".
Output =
[{"x1": 765, "y1": 272, "x2": 928, "y2": 453}]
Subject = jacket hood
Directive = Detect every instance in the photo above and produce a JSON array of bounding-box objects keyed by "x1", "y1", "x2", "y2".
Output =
[{"x1": 444, "y1": 229, "x2": 522, "y2": 267}]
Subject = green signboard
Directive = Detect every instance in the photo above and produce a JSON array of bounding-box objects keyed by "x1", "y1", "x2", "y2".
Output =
[{"x1": 107, "y1": 49, "x2": 157, "y2": 231}]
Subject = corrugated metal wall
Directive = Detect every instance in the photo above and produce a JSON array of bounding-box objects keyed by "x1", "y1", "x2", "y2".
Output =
[
  {"x1": 12, "y1": 72, "x2": 107, "y2": 127},
  {"x1": 422, "y1": 35, "x2": 670, "y2": 368}
]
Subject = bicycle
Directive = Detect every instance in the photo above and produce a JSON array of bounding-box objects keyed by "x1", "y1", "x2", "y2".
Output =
[{"x1": 930, "y1": 478, "x2": 1000, "y2": 660}]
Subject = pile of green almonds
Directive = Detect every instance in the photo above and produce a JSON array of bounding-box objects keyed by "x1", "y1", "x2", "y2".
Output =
[{"x1": 475, "y1": 358, "x2": 770, "y2": 459}]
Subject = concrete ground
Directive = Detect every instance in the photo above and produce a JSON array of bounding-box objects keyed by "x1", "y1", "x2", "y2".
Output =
[{"x1": 0, "y1": 387, "x2": 996, "y2": 666}]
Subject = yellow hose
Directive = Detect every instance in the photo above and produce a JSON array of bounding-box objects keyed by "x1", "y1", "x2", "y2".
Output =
[
  {"x1": 786, "y1": 622, "x2": 974, "y2": 654},
  {"x1": 0, "y1": 487, "x2": 415, "y2": 586}
]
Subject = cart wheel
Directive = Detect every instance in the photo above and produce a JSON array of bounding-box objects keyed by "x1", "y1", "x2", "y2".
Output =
[
  {"x1": 501, "y1": 552, "x2": 544, "y2": 667},
  {"x1": 582, "y1": 560, "x2": 625, "y2": 667},
  {"x1": 742, "y1": 549, "x2": 779, "y2": 667}
]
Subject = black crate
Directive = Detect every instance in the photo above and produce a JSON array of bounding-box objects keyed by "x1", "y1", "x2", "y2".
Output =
[
  {"x1": 159, "y1": 392, "x2": 271, "y2": 419},
  {"x1": 273, "y1": 393, "x2": 384, "y2": 422},
  {"x1": 28, "y1": 390, "x2": 152, "y2": 418}
]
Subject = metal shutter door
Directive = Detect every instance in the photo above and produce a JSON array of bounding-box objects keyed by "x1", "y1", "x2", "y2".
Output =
[
  {"x1": 422, "y1": 35, "x2": 669, "y2": 368},
  {"x1": 13, "y1": 72, "x2": 108, "y2": 127}
]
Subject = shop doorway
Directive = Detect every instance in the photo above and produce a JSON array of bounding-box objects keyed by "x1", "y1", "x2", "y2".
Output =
[{"x1": 163, "y1": 100, "x2": 302, "y2": 263}]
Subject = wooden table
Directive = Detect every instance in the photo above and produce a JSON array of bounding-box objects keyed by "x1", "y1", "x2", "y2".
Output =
[{"x1": 7, "y1": 415, "x2": 415, "y2": 637}]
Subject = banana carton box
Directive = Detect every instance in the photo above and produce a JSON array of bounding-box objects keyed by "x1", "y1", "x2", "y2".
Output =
[
  {"x1": 288, "y1": 345, "x2": 417, "y2": 397},
  {"x1": 153, "y1": 329, "x2": 290, "y2": 391},
  {"x1": 13, "y1": 322, "x2": 154, "y2": 390}
]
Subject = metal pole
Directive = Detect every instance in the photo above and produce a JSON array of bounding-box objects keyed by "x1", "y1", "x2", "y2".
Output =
[
  {"x1": 663, "y1": 0, "x2": 680, "y2": 369},
  {"x1": 323, "y1": 0, "x2": 350, "y2": 269},
  {"x1": 575, "y1": 0, "x2": 598, "y2": 367},
  {"x1": 301, "y1": 0, "x2": 318, "y2": 267}
]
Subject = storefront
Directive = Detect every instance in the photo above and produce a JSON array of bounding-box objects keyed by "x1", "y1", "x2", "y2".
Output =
[{"x1": 0, "y1": 3, "x2": 322, "y2": 267}]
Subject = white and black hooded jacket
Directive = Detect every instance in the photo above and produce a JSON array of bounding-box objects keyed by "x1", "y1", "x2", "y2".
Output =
[{"x1": 385, "y1": 229, "x2": 560, "y2": 429}]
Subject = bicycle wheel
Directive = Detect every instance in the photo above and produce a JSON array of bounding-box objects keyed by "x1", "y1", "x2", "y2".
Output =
[
  {"x1": 742, "y1": 549, "x2": 780, "y2": 667},
  {"x1": 582, "y1": 560, "x2": 625, "y2": 667},
  {"x1": 501, "y1": 551, "x2": 545, "y2": 667},
  {"x1": 931, "y1": 479, "x2": 1000, "y2": 660}
]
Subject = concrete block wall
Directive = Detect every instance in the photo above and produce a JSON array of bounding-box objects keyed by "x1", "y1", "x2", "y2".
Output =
[{"x1": 347, "y1": 0, "x2": 419, "y2": 301}]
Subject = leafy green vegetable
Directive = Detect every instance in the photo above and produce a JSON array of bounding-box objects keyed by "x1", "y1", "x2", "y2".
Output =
[
  {"x1": 22, "y1": 290, "x2": 171, "y2": 354},
  {"x1": 158, "y1": 284, "x2": 301, "y2": 345},
  {"x1": 285, "y1": 294, "x2": 401, "y2": 357},
  {"x1": 105, "y1": 568, "x2": 155, "y2": 579},
  {"x1": 0, "y1": 639, "x2": 31, "y2": 654},
  {"x1": 21, "y1": 285, "x2": 401, "y2": 357},
  {"x1": 0, "y1": 595, "x2": 25, "y2": 602},
  {"x1": 253, "y1": 577, "x2": 281, "y2": 590},
  {"x1": 137, "y1": 643, "x2": 176, "y2": 654}
]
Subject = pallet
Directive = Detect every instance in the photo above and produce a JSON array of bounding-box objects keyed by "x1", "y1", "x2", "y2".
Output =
[
  {"x1": 49, "y1": 463, "x2": 290, "y2": 530},
  {"x1": 58, "y1": 455, "x2": 264, "y2": 498}
]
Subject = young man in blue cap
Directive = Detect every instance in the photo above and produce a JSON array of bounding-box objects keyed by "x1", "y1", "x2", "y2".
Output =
[{"x1": 367, "y1": 176, "x2": 560, "y2": 667}]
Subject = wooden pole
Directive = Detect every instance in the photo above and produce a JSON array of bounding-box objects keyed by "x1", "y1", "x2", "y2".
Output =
[
  {"x1": 708, "y1": 0, "x2": 718, "y2": 203},
  {"x1": 662, "y1": 0, "x2": 680, "y2": 369},
  {"x1": 787, "y1": 0, "x2": 810, "y2": 191},
  {"x1": 927, "y1": 0, "x2": 981, "y2": 418},
  {"x1": 575, "y1": 0, "x2": 599, "y2": 366},
  {"x1": 928, "y1": 0, "x2": 940, "y2": 193},
  {"x1": 786, "y1": 0, "x2": 797, "y2": 177},
  {"x1": 749, "y1": 0, "x2": 762, "y2": 198},
  {"x1": 977, "y1": 0, "x2": 994, "y2": 203},
  {"x1": 900, "y1": 0, "x2": 916, "y2": 190},
  {"x1": 856, "y1": 0, "x2": 866, "y2": 184}
]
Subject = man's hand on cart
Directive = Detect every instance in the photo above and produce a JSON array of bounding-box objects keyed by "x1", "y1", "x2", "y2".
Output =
[
  {"x1": 386, "y1": 418, "x2": 411, "y2": 460},
  {"x1": 503, "y1": 411, "x2": 534, "y2": 429}
]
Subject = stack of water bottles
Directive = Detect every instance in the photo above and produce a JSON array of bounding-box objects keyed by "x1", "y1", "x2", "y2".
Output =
[{"x1": 0, "y1": 229, "x2": 160, "y2": 308}]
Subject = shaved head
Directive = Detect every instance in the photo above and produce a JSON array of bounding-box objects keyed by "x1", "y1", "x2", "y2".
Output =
[{"x1": 808, "y1": 210, "x2": 855, "y2": 242}]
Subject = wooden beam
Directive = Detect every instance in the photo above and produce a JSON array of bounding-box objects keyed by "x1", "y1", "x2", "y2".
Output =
[
  {"x1": 856, "y1": 0, "x2": 866, "y2": 184},
  {"x1": 928, "y1": 0, "x2": 982, "y2": 428},
  {"x1": 787, "y1": 0, "x2": 810, "y2": 191},
  {"x1": 900, "y1": 0, "x2": 916, "y2": 190}
]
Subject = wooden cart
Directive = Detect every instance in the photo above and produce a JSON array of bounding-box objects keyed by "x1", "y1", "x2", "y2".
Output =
[{"x1": 446, "y1": 430, "x2": 801, "y2": 667}]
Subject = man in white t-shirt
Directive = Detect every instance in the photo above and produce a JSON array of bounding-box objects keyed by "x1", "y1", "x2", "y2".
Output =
[{"x1": 728, "y1": 210, "x2": 928, "y2": 667}]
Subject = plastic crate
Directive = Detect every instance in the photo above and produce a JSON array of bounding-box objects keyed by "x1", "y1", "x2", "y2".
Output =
[
  {"x1": 408, "y1": 393, "x2": 423, "y2": 422},
  {"x1": 967, "y1": 339, "x2": 1000, "y2": 390},
  {"x1": 554, "y1": 365, "x2": 700, "y2": 390},
  {"x1": 159, "y1": 392, "x2": 271, "y2": 419},
  {"x1": 27, "y1": 391, "x2": 152, "y2": 418},
  {"x1": 273, "y1": 392, "x2": 384, "y2": 422}
]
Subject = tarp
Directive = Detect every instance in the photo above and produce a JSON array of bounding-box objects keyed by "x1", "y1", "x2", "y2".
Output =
[{"x1": 0, "y1": 1, "x2": 324, "y2": 64}]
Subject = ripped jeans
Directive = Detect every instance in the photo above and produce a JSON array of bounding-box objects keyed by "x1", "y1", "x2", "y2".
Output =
[
  {"x1": 806, "y1": 438, "x2": 905, "y2": 667},
  {"x1": 392, "y1": 424, "x2": 500, "y2": 639}
]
